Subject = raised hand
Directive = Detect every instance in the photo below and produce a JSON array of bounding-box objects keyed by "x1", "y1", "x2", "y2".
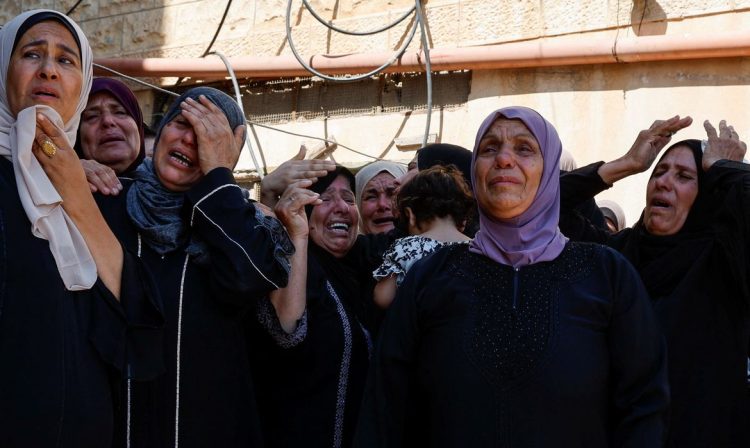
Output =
[
  {"x1": 702, "y1": 120, "x2": 747, "y2": 171},
  {"x1": 624, "y1": 115, "x2": 693, "y2": 173},
  {"x1": 33, "y1": 113, "x2": 124, "y2": 299},
  {"x1": 180, "y1": 95, "x2": 245, "y2": 174},
  {"x1": 33, "y1": 113, "x2": 91, "y2": 213},
  {"x1": 598, "y1": 115, "x2": 693, "y2": 185},
  {"x1": 273, "y1": 179, "x2": 321, "y2": 239},
  {"x1": 260, "y1": 145, "x2": 335, "y2": 207}
]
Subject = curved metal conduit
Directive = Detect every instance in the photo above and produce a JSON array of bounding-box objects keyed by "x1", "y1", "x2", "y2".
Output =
[
  {"x1": 94, "y1": 61, "x2": 383, "y2": 164},
  {"x1": 207, "y1": 51, "x2": 264, "y2": 179},
  {"x1": 285, "y1": 0, "x2": 434, "y2": 148}
]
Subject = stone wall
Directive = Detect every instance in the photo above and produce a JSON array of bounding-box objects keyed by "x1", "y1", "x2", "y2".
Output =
[
  {"x1": 3, "y1": 1, "x2": 748, "y2": 59},
  {"x1": 3, "y1": 1, "x2": 750, "y2": 221}
]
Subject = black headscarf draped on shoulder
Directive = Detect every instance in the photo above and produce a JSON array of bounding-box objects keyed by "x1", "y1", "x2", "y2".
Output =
[{"x1": 620, "y1": 139, "x2": 745, "y2": 302}]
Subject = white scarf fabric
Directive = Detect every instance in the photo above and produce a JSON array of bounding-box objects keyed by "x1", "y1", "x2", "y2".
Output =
[{"x1": 0, "y1": 10, "x2": 95, "y2": 290}]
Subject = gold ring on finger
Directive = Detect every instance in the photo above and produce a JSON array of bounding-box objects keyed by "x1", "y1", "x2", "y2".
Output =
[{"x1": 41, "y1": 137, "x2": 58, "y2": 158}]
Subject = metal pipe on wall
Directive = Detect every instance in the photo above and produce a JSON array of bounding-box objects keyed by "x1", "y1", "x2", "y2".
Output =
[{"x1": 94, "y1": 31, "x2": 750, "y2": 80}]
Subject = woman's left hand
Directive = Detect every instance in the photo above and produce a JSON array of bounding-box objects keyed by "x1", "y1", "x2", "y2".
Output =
[
  {"x1": 274, "y1": 179, "x2": 321, "y2": 240},
  {"x1": 180, "y1": 95, "x2": 245, "y2": 174},
  {"x1": 33, "y1": 113, "x2": 91, "y2": 215},
  {"x1": 702, "y1": 120, "x2": 747, "y2": 171}
]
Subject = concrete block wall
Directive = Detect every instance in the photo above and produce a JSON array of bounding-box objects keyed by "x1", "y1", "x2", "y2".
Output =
[
  {"x1": 3, "y1": 1, "x2": 750, "y2": 222},
  {"x1": 2, "y1": 1, "x2": 744, "y2": 59}
]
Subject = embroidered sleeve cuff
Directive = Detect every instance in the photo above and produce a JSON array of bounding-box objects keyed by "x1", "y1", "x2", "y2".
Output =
[
  {"x1": 256, "y1": 296, "x2": 308, "y2": 349},
  {"x1": 254, "y1": 205, "x2": 295, "y2": 275}
]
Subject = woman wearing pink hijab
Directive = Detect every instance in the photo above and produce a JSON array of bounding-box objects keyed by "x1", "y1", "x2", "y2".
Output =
[{"x1": 355, "y1": 107, "x2": 668, "y2": 448}]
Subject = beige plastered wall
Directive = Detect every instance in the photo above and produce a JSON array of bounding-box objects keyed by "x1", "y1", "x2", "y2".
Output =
[{"x1": 3, "y1": 0, "x2": 750, "y2": 222}]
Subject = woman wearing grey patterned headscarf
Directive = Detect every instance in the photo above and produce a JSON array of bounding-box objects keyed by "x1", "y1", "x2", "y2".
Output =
[{"x1": 100, "y1": 86, "x2": 294, "y2": 448}]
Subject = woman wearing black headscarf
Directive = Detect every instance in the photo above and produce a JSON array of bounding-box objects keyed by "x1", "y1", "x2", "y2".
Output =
[
  {"x1": 560, "y1": 116, "x2": 750, "y2": 447},
  {"x1": 97, "y1": 86, "x2": 293, "y2": 447},
  {"x1": 0, "y1": 9, "x2": 162, "y2": 447},
  {"x1": 248, "y1": 166, "x2": 393, "y2": 448},
  {"x1": 75, "y1": 77, "x2": 147, "y2": 195}
]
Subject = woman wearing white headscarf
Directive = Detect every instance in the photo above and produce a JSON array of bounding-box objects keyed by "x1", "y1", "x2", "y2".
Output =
[
  {"x1": 355, "y1": 160, "x2": 406, "y2": 234},
  {"x1": 0, "y1": 10, "x2": 162, "y2": 447}
]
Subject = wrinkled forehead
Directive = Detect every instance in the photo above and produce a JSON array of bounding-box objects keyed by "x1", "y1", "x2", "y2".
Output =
[
  {"x1": 365, "y1": 171, "x2": 396, "y2": 189},
  {"x1": 13, "y1": 18, "x2": 80, "y2": 57},
  {"x1": 481, "y1": 117, "x2": 537, "y2": 142}
]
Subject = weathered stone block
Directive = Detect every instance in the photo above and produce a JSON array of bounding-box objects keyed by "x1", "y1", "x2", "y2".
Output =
[
  {"x1": 422, "y1": 2, "x2": 460, "y2": 48},
  {"x1": 97, "y1": 0, "x2": 157, "y2": 17},
  {"x1": 459, "y1": 0, "x2": 541, "y2": 44},
  {"x1": 123, "y1": 8, "x2": 172, "y2": 51},
  {"x1": 80, "y1": 15, "x2": 124, "y2": 56},
  {"x1": 327, "y1": 12, "x2": 396, "y2": 53},
  {"x1": 62, "y1": 0, "x2": 99, "y2": 22},
  {"x1": 0, "y1": 2, "x2": 23, "y2": 24},
  {"x1": 541, "y1": 0, "x2": 608, "y2": 36}
]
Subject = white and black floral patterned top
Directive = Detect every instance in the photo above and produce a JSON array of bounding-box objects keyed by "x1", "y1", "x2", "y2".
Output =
[{"x1": 373, "y1": 235, "x2": 468, "y2": 285}]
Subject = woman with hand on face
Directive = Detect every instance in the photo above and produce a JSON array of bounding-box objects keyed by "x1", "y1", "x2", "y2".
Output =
[
  {"x1": 356, "y1": 106, "x2": 668, "y2": 448},
  {"x1": 249, "y1": 166, "x2": 396, "y2": 448},
  {"x1": 75, "y1": 77, "x2": 146, "y2": 195},
  {"x1": 560, "y1": 117, "x2": 750, "y2": 447},
  {"x1": 0, "y1": 9, "x2": 162, "y2": 448},
  {"x1": 96, "y1": 86, "x2": 294, "y2": 448}
]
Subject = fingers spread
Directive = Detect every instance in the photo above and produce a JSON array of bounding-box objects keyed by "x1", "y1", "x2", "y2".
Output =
[{"x1": 704, "y1": 120, "x2": 719, "y2": 140}]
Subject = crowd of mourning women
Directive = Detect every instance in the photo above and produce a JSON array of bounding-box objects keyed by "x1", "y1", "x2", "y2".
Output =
[{"x1": 0, "y1": 8, "x2": 748, "y2": 448}]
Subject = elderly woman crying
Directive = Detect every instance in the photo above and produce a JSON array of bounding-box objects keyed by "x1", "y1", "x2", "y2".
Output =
[{"x1": 356, "y1": 106, "x2": 669, "y2": 448}]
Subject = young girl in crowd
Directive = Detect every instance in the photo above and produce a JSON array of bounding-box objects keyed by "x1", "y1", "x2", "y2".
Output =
[{"x1": 373, "y1": 165, "x2": 474, "y2": 308}]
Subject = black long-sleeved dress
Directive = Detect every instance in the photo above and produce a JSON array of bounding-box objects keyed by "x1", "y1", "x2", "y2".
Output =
[
  {"x1": 560, "y1": 161, "x2": 750, "y2": 447},
  {"x1": 356, "y1": 242, "x2": 669, "y2": 448},
  {"x1": 248, "y1": 233, "x2": 393, "y2": 448},
  {"x1": 0, "y1": 158, "x2": 163, "y2": 448},
  {"x1": 99, "y1": 167, "x2": 292, "y2": 448}
]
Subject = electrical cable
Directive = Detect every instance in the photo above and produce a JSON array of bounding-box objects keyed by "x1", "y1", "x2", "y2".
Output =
[
  {"x1": 91, "y1": 0, "x2": 434, "y2": 168},
  {"x1": 207, "y1": 51, "x2": 265, "y2": 178},
  {"x1": 93, "y1": 63, "x2": 180, "y2": 97},
  {"x1": 66, "y1": 0, "x2": 85, "y2": 16},
  {"x1": 285, "y1": 0, "x2": 433, "y2": 151},
  {"x1": 172, "y1": 0, "x2": 233, "y2": 88},
  {"x1": 301, "y1": 0, "x2": 415, "y2": 36},
  {"x1": 414, "y1": 0, "x2": 432, "y2": 148},
  {"x1": 94, "y1": 60, "x2": 385, "y2": 161},
  {"x1": 285, "y1": 0, "x2": 419, "y2": 83},
  {"x1": 247, "y1": 121, "x2": 400, "y2": 163}
]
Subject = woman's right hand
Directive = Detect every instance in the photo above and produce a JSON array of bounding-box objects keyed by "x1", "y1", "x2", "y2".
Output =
[
  {"x1": 81, "y1": 159, "x2": 122, "y2": 195},
  {"x1": 273, "y1": 179, "x2": 321, "y2": 240},
  {"x1": 598, "y1": 115, "x2": 692, "y2": 185},
  {"x1": 623, "y1": 115, "x2": 693, "y2": 173},
  {"x1": 702, "y1": 120, "x2": 747, "y2": 170},
  {"x1": 260, "y1": 146, "x2": 335, "y2": 207}
]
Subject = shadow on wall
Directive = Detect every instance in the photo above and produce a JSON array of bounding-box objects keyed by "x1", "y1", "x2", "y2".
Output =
[{"x1": 631, "y1": 0, "x2": 668, "y2": 36}]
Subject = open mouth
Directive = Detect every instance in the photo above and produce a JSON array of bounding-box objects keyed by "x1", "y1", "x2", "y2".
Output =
[
  {"x1": 169, "y1": 150, "x2": 194, "y2": 168},
  {"x1": 651, "y1": 199, "x2": 671, "y2": 209},
  {"x1": 327, "y1": 222, "x2": 351, "y2": 234},
  {"x1": 372, "y1": 217, "x2": 395, "y2": 226}
]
